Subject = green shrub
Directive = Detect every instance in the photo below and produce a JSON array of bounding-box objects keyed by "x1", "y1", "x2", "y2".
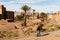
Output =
[
  {"x1": 6, "y1": 32, "x2": 14, "y2": 38},
  {"x1": 15, "y1": 15, "x2": 24, "y2": 21},
  {"x1": 6, "y1": 32, "x2": 18, "y2": 38},
  {"x1": 0, "y1": 31, "x2": 18, "y2": 38},
  {"x1": 46, "y1": 24, "x2": 60, "y2": 32}
]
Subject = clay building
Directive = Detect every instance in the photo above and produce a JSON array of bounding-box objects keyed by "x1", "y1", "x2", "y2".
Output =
[
  {"x1": 6, "y1": 11, "x2": 14, "y2": 20},
  {"x1": 0, "y1": 5, "x2": 14, "y2": 21}
]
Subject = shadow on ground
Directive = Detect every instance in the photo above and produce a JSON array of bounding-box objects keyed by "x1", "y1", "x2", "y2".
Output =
[
  {"x1": 36, "y1": 33, "x2": 49, "y2": 37},
  {"x1": 41, "y1": 33, "x2": 49, "y2": 36}
]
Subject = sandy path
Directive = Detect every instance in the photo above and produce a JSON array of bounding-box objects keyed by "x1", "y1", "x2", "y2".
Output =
[
  {"x1": 3, "y1": 30, "x2": 60, "y2": 40},
  {"x1": 1, "y1": 28, "x2": 60, "y2": 39}
]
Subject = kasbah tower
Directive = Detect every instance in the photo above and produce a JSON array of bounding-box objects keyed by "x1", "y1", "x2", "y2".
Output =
[{"x1": 0, "y1": 5, "x2": 14, "y2": 22}]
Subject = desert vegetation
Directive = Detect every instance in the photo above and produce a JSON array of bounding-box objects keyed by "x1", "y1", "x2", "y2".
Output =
[
  {"x1": 0, "y1": 5, "x2": 60, "y2": 40},
  {"x1": 14, "y1": 5, "x2": 60, "y2": 35}
]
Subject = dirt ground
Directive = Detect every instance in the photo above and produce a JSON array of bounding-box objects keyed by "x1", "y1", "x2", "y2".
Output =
[
  {"x1": 0, "y1": 30, "x2": 60, "y2": 40},
  {"x1": 0, "y1": 20, "x2": 60, "y2": 40}
]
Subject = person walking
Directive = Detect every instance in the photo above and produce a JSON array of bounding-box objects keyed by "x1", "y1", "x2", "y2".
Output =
[{"x1": 37, "y1": 23, "x2": 43, "y2": 37}]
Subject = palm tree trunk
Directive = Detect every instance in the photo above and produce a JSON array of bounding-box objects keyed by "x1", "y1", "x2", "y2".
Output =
[{"x1": 24, "y1": 11, "x2": 27, "y2": 26}]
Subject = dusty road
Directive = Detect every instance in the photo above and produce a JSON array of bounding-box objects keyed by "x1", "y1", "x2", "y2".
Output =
[{"x1": 2, "y1": 30, "x2": 60, "y2": 40}]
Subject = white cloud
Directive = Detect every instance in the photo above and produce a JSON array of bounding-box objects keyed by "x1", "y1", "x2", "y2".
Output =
[
  {"x1": 5, "y1": 4, "x2": 60, "y2": 13},
  {"x1": 28, "y1": 5, "x2": 60, "y2": 13},
  {"x1": 0, "y1": 1, "x2": 15, "y2": 5},
  {"x1": 0, "y1": 0, "x2": 60, "y2": 13},
  {"x1": 4, "y1": 4, "x2": 21, "y2": 12},
  {"x1": 0, "y1": 0, "x2": 47, "y2": 5},
  {"x1": 17, "y1": 0, "x2": 47, "y2": 3},
  {"x1": 1, "y1": 2, "x2": 60, "y2": 13}
]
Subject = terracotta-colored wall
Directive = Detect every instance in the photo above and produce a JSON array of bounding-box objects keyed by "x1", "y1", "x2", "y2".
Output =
[
  {"x1": 0, "y1": 5, "x2": 3, "y2": 14},
  {"x1": 0, "y1": 5, "x2": 14, "y2": 21},
  {"x1": 0, "y1": 5, "x2": 6, "y2": 19},
  {"x1": 6, "y1": 11, "x2": 14, "y2": 20}
]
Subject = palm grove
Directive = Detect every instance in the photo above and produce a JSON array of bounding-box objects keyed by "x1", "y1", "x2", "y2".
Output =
[{"x1": 15, "y1": 5, "x2": 47, "y2": 27}]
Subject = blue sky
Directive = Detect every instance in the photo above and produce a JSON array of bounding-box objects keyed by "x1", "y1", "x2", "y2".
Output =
[{"x1": 0, "y1": 0, "x2": 60, "y2": 13}]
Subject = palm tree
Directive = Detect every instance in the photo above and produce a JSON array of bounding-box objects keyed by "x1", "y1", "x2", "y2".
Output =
[
  {"x1": 40, "y1": 12, "x2": 47, "y2": 23},
  {"x1": 32, "y1": 9, "x2": 36, "y2": 19},
  {"x1": 21, "y1": 5, "x2": 31, "y2": 26},
  {"x1": 37, "y1": 13, "x2": 40, "y2": 19}
]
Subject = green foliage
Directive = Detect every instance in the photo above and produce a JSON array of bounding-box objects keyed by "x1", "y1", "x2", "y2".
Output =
[
  {"x1": 0, "y1": 31, "x2": 18, "y2": 38},
  {"x1": 40, "y1": 12, "x2": 47, "y2": 22},
  {"x1": 6, "y1": 32, "x2": 14, "y2": 38},
  {"x1": 21, "y1": 5, "x2": 31, "y2": 26},
  {"x1": 37, "y1": 13, "x2": 40, "y2": 19},
  {"x1": 6, "y1": 32, "x2": 18, "y2": 38},
  {"x1": 46, "y1": 24, "x2": 60, "y2": 32},
  {"x1": 15, "y1": 15, "x2": 24, "y2": 21},
  {"x1": 33, "y1": 9, "x2": 36, "y2": 15},
  {"x1": 21, "y1": 5, "x2": 31, "y2": 12}
]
